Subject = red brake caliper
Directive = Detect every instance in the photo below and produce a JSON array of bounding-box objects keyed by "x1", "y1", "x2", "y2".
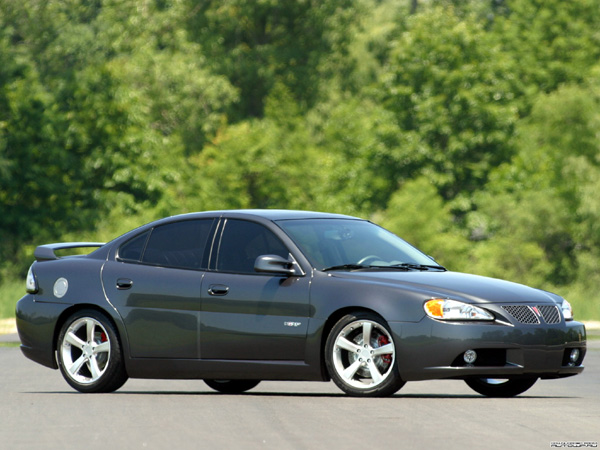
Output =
[
  {"x1": 377, "y1": 335, "x2": 392, "y2": 364},
  {"x1": 100, "y1": 332, "x2": 108, "y2": 342}
]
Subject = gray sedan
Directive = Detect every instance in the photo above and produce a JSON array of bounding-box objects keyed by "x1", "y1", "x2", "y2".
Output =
[{"x1": 16, "y1": 210, "x2": 586, "y2": 397}]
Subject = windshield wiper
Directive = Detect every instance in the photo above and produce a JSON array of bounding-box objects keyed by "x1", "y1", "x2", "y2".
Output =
[
  {"x1": 322, "y1": 263, "x2": 446, "y2": 272},
  {"x1": 388, "y1": 263, "x2": 446, "y2": 271},
  {"x1": 322, "y1": 264, "x2": 370, "y2": 272}
]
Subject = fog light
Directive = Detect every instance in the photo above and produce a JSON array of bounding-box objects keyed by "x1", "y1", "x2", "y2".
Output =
[
  {"x1": 464, "y1": 349, "x2": 477, "y2": 365},
  {"x1": 569, "y1": 349, "x2": 580, "y2": 364}
]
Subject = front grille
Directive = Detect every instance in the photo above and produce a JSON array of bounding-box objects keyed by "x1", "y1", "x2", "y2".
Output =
[
  {"x1": 501, "y1": 305, "x2": 562, "y2": 325},
  {"x1": 538, "y1": 305, "x2": 560, "y2": 324},
  {"x1": 501, "y1": 305, "x2": 540, "y2": 324}
]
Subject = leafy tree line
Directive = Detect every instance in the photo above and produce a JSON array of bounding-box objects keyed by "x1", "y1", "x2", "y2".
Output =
[{"x1": 1, "y1": 0, "x2": 599, "y2": 319}]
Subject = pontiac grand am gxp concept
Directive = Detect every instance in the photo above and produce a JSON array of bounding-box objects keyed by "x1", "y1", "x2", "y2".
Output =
[{"x1": 16, "y1": 210, "x2": 586, "y2": 397}]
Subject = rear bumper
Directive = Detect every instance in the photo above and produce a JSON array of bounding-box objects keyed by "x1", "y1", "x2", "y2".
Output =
[
  {"x1": 15, "y1": 295, "x2": 71, "y2": 370},
  {"x1": 391, "y1": 317, "x2": 586, "y2": 382}
]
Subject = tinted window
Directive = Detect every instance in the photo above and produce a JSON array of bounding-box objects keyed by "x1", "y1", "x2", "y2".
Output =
[
  {"x1": 140, "y1": 219, "x2": 214, "y2": 270},
  {"x1": 119, "y1": 231, "x2": 150, "y2": 262},
  {"x1": 216, "y1": 220, "x2": 289, "y2": 274},
  {"x1": 278, "y1": 219, "x2": 434, "y2": 270}
]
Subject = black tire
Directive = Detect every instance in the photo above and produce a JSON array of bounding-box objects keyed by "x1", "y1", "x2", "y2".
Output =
[
  {"x1": 325, "y1": 312, "x2": 405, "y2": 397},
  {"x1": 465, "y1": 377, "x2": 538, "y2": 397},
  {"x1": 204, "y1": 379, "x2": 261, "y2": 394},
  {"x1": 56, "y1": 309, "x2": 128, "y2": 393}
]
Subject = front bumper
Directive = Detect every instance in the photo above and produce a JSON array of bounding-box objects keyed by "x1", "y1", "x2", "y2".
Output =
[{"x1": 391, "y1": 316, "x2": 586, "y2": 382}]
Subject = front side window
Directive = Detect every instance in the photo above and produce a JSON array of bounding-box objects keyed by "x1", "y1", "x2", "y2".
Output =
[
  {"x1": 216, "y1": 220, "x2": 289, "y2": 274},
  {"x1": 119, "y1": 219, "x2": 213, "y2": 270}
]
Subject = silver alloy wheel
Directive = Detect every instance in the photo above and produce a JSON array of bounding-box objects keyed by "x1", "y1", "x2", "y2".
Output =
[
  {"x1": 59, "y1": 317, "x2": 111, "y2": 385},
  {"x1": 331, "y1": 319, "x2": 395, "y2": 390}
]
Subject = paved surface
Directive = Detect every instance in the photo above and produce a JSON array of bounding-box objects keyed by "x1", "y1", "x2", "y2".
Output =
[
  {"x1": 0, "y1": 333, "x2": 18, "y2": 343},
  {"x1": 1, "y1": 340, "x2": 598, "y2": 450}
]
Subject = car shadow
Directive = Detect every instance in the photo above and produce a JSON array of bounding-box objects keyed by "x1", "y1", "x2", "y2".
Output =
[{"x1": 27, "y1": 390, "x2": 578, "y2": 399}]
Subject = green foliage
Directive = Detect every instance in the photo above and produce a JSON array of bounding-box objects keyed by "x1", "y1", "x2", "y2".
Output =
[
  {"x1": 1, "y1": 0, "x2": 600, "y2": 320},
  {"x1": 185, "y1": 0, "x2": 361, "y2": 118},
  {"x1": 0, "y1": 278, "x2": 23, "y2": 319},
  {"x1": 492, "y1": 0, "x2": 600, "y2": 95},
  {"x1": 561, "y1": 251, "x2": 600, "y2": 321},
  {"x1": 375, "y1": 6, "x2": 521, "y2": 207},
  {"x1": 305, "y1": 97, "x2": 405, "y2": 214},
  {"x1": 470, "y1": 238, "x2": 552, "y2": 289},
  {"x1": 0, "y1": 0, "x2": 235, "y2": 273},
  {"x1": 99, "y1": 0, "x2": 238, "y2": 152},
  {"x1": 376, "y1": 177, "x2": 470, "y2": 271},
  {"x1": 186, "y1": 84, "x2": 328, "y2": 213},
  {"x1": 468, "y1": 82, "x2": 600, "y2": 290}
]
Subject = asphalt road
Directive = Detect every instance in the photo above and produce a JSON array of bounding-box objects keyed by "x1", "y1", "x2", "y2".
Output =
[{"x1": 1, "y1": 341, "x2": 598, "y2": 450}]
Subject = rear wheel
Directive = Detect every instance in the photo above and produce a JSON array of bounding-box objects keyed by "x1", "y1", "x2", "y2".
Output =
[
  {"x1": 204, "y1": 379, "x2": 260, "y2": 394},
  {"x1": 325, "y1": 312, "x2": 405, "y2": 397},
  {"x1": 57, "y1": 310, "x2": 128, "y2": 393},
  {"x1": 465, "y1": 377, "x2": 538, "y2": 397}
]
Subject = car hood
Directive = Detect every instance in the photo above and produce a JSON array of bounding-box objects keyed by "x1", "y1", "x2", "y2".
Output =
[{"x1": 327, "y1": 270, "x2": 560, "y2": 304}]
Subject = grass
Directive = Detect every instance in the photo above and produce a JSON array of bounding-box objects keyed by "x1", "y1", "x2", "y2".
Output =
[{"x1": 0, "y1": 342, "x2": 20, "y2": 348}]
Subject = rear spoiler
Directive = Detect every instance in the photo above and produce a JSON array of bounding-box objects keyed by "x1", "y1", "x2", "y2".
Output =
[{"x1": 34, "y1": 242, "x2": 105, "y2": 261}]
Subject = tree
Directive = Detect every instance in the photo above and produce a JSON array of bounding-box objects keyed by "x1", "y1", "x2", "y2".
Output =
[
  {"x1": 185, "y1": 0, "x2": 360, "y2": 118},
  {"x1": 491, "y1": 0, "x2": 600, "y2": 97},
  {"x1": 467, "y1": 82, "x2": 600, "y2": 287},
  {"x1": 375, "y1": 6, "x2": 521, "y2": 209},
  {"x1": 376, "y1": 177, "x2": 470, "y2": 271},
  {"x1": 0, "y1": 0, "x2": 236, "y2": 271}
]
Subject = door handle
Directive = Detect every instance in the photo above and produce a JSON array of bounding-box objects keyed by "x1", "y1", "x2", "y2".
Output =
[
  {"x1": 208, "y1": 284, "x2": 229, "y2": 296},
  {"x1": 116, "y1": 278, "x2": 133, "y2": 290}
]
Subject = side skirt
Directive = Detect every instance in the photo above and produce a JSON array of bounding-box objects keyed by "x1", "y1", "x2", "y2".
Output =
[{"x1": 125, "y1": 358, "x2": 326, "y2": 381}]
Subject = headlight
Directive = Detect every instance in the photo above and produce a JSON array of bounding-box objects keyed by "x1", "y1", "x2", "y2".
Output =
[
  {"x1": 424, "y1": 298, "x2": 494, "y2": 321},
  {"x1": 26, "y1": 265, "x2": 38, "y2": 294},
  {"x1": 561, "y1": 299, "x2": 573, "y2": 321}
]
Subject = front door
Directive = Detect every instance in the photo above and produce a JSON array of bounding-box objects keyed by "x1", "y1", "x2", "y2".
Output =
[{"x1": 200, "y1": 219, "x2": 310, "y2": 361}]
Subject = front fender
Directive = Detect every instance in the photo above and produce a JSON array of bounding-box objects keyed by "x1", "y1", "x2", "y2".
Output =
[{"x1": 309, "y1": 271, "x2": 427, "y2": 322}]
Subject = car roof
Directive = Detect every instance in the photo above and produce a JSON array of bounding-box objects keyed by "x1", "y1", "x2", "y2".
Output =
[
  {"x1": 98, "y1": 209, "x2": 363, "y2": 255},
  {"x1": 169, "y1": 209, "x2": 361, "y2": 222}
]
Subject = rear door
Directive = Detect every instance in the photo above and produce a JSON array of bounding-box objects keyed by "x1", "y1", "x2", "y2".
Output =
[
  {"x1": 103, "y1": 219, "x2": 214, "y2": 359},
  {"x1": 201, "y1": 218, "x2": 310, "y2": 361}
]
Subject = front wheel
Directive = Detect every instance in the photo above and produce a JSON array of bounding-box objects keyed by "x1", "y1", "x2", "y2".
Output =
[
  {"x1": 325, "y1": 312, "x2": 405, "y2": 397},
  {"x1": 56, "y1": 310, "x2": 128, "y2": 393},
  {"x1": 465, "y1": 377, "x2": 538, "y2": 397},
  {"x1": 204, "y1": 379, "x2": 260, "y2": 394}
]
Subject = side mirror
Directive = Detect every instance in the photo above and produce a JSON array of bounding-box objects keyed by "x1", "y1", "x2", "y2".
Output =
[{"x1": 254, "y1": 254, "x2": 298, "y2": 276}]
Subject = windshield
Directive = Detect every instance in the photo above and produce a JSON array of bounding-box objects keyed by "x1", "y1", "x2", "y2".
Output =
[{"x1": 277, "y1": 218, "x2": 438, "y2": 271}]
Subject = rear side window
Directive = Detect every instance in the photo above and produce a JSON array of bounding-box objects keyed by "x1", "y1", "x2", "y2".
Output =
[
  {"x1": 119, "y1": 219, "x2": 214, "y2": 270},
  {"x1": 119, "y1": 231, "x2": 150, "y2": 262}
]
